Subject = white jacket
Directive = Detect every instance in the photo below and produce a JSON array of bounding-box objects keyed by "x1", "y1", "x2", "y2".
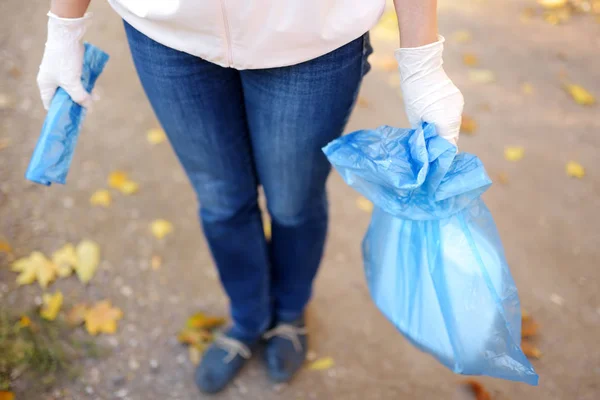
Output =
[{"x1": 108, "y1": 0, "x2": 385, "y2": 69}]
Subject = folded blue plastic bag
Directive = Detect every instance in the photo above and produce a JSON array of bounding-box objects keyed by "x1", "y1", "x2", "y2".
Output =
[
  {"x1": 26, "y1": 43, "x2": 109, "y2": 185},
  {"x1": 323, "y1": 123, "x2": 539, "y2": 385}
]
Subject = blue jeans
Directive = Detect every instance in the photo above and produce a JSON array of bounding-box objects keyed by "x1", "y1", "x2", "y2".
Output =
[{"x1": 124, "y1": 22, "x2": 372, "y2": 340}]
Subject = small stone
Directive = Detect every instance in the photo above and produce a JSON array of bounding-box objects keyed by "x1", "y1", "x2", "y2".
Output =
[
  {"x1": 128, "y1": 338, "x2": 139, "y2": 348},
  {"x1": 550, "y1": 293, "x2": 565, "y2": 306},
  {"x1": 114, "y1": 388, "x2": 128, "y2": 398},
  {"x1": 149, "y1": 359, "x2": 160, "y2": 372},
  {"x1": 85, "y1": 386, "x2": 94, "y2": 395},
  {"x1": 176, "y1": 354, "x2": 186, "y2": 364},
  {"x1": 107, "y1": 337, "x2": 119, "y2": 347},
  {"x1": 112, "y1": 375, "x2": 126, "y2": 386},
  {"x1": 34, "y1": 296, "x2": 43, "y2": 306},
  {"x1": 128, "y1": 358, "x2": 140, "y2": 371},
  {"x1": 306, "y1": 350, "x2": 317, "y2": 362},
  {"x1": 235, "y1": 381, "x2": 248, "y2": 395},
  {"x1": 272, "y1": 383, "x2": 287, "y2": 393},
  {"x1": 62, "y1": 196, "x2": 74, "y2": 209},
  {"x1": 120, "y1": 285, "x2": 133, "y2": 297},
  {"x1": 89, "y1": 367, "x2": 100, "y2": 384}
]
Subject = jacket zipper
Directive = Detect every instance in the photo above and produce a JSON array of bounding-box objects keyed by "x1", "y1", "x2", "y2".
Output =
[{"x1": 219, "y1": 0, "x2": 233, "y2": 67}]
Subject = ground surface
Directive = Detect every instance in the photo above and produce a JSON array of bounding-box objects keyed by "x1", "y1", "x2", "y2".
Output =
[{"x1": 1, "y1": 0, "x2": 599, "y2": 399}]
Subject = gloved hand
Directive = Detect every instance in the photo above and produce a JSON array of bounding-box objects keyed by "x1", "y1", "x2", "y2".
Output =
[
  {"x1": 395, "y1": 36, "x2": 464, "y2": 146},
  {"x1": 37, "y1": 11, "x2": 93, "y2": 110}
]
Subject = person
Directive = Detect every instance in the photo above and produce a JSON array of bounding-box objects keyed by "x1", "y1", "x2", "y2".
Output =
[{"x1": 37, "y1": 0, "x2": 464, "y2": 393}]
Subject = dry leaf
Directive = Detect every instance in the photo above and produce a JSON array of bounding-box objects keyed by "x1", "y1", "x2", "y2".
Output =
[
  {"x1": 566, "y1": 161, "x2": 585, "y2": 178},
  {"x1": 151, "y1": 219, "x2": 174, "y2": 239},
  {"x1": 66, "y1": 303, "x2": 89, "y2": 326},
  {"x1": 463, "y1": 53, "x2": 479, "y2": 67},
  {"x1": 521, "y1": 318, "x2": 540, "y2": 338},
  {"x1": 357, "y1": 96, "x2": 370, "y2": 108},
  {"x1": 84, "y1": 300, "x2": 123, "y2": 335},
  {"x1": 90, "y1": 189, "x2": 112, "y2": 207},
  {"x1": 52, "y1": 243, "x2": 77, "y2": 277},
  {"x1": 356, "y1": 196, "x2": 374, "y2": 213},
  {"x1": 496, "y1": 172, "x2": 509, "y2": 185},
  {"x1": 186, "y1": 312, "x2": 226, "y2": 330},
  {"x1": 462, "y1": 379, "x2": 491, "y2": 400},
  {"x1": 119, "y1": 180, "x2": 139, "y2": 195},
  {"x1": 75, "y1": 240, "x2": 100, "y2": 284},
  {"x1": 0, "y1": 138, "x2": 11, "y2": 151},
  {"x1": 538, "y1": 0, "x2": 568, "y2": 9},
  {"x1": 452, "y1": 30, "x2": 472, "y2": 43},
  {"x1": 308, "y1": 356, "x2": 334, "y2": 371},
  {"x1": 565, "y1": 84, "x2": 596, "y2": 105},
  {"x1": 522, "y1": 82, "x2": 534, "y2": 95},
  {"x1": 151, "y1": 255, "x2": 162, "y2": 270},
  {"x1": 504, "y1": 146, "x2": 525, "y2": 162},
  {"x1": 177, "y1": 328, "x2": 214, "y2": 346},
  {"x1": 460, "y1": 115, "x2": 477, "y2": 135},
  {"x1": 0, "y1": 239, "x2": 12, "y2": 254},
  {"x1": 468, "y1": 69, "x2": 496, "y2": 84},
  {"x1": 147, "y1": 128, "x2": 167, "y2": 145},
  {"x1": 40, "y1": 291, "x2": 63, "y2": 321},
  {"x1": 108, "y1": 171, "x2": 139, "y2": 195},
  {"x1": 8, "y1": 66, "x2": 21, "y2": 78},
  {"x1": 369, "y1": 55, "x2": 398, "y2": 72},
  {"x1": 18, "y1": 315, "x2": 32, "y2": 328},
  {"x1": 521, "y1": 341, "x2": 542, "y2": 359},
  {"x1": 13, "y1": 252, "x2": 58, "y2": 288},
  {"x1": 0, "y1": 391, "x2": 15, "y2": 400}
]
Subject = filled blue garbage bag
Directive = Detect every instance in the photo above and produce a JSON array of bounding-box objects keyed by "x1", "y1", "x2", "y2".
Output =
[
  {"x1": 26, "y1": 43, "x2": 109, "y2": 185},
  {"x1": 323, "y1": 123, "x2": 539, "y2": 385}
]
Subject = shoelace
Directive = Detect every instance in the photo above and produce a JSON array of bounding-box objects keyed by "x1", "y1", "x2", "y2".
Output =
[
  {"x1": 214, "y1": 335, "x2": 252, "y2": 363},
  {"x1": 263, "y1": 323, "x2": 307, "y2": 353}
]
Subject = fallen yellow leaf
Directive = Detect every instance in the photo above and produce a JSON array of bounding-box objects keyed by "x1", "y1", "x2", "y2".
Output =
[
  {"x1": 18, "y1": 315, "x2": 31, "y2": 328},
  {"x1": 108, "y1": 171, "x2": 139, "y2": 195},
  {"x1": 66, "y1": 303, "x2": 89, "y2": 326},
  {"x1": 566, "y1": 161, "x2": 585, "y2": 178},
  {"x1": 52, "y1": 243, "x2": 77, "y2": 277},
  {"x1": 40, "y1": 291, "x2": 63, "y2": 321},
  {"x1": 452, "y1": 30, "x2": 472, "y2": 43},
  {"x1": 460, "y1": 115, "x2": 477, "y2": 135},
  {"x1": 521, "y1": 341, "x2": 542, "y2": 359},
  {"x1": 75, "y1": 240, "x2": 100, "y2": 284},
  {"x1": 188, "y1": 346, "x2": 202, "y2": 365},
  {"x1": 151, "y1": 219, "x2": 174, "y2": 239},
  {"x1": 537, "y1": 0, "x2": 567, "y2": 9},
  {"x1": 151, "y1": 255, "x2": 162, "y2": 270},
  {"x1": 462, "y1": 53, "x2": 479, "y2": 67},
  {"x1": 462, "y1": 379, "x2": 491, "y2": 400},
  {"x1": 356, "y1": 196, "x2": 374, "y2": 213},
  {"x1": 308, "y1": 356, "x2": 334, "y2": 371},
  {"x1": 108, "y1": 170, "x2": 128, "y2": 188},
  {"x1": 522, "y1": 82, "x2": 534, "y2": 95},
  {"x1": 119, "y1": 180, "x2": 139, "y2": 195},
  {"x1": 565, "y1": 84, "x2": 596, "y2": 105},
  {"x1": 0, "y1": 138, "x2": 10, "y2": 151},
  {"x1": 90, "y1": 189, "x2": 112, "y2": 207},
  {"x1": 13, "y1": 252, "x2": 58, "y2": 288},
  {"x1": 0, "y1": 239, "x2": 12, "y2": 254},
  {"x1": 521, "y1": 318, "x2": 540, "y2": 338},
  {"x1": 357, "y1": 96, "x2": 370, "y2": 108},
  {"x1": 147, "y1": 128, "x2": 167, "y2": 145},
  {"x1": 468, "y1": 69, "x2": 496, "y2": 84},
  {"x1": 0, "y1": 391, "x2": 15, "y2": 400},
  {"x1": 84, "y1": 300, "x2": 123, "y2": 335},
  {"x1": 504, "y1": 146, "x2": 525, "y2": 162},
  {"x1": 177, "y1": 327, "x2": 214, "y2": 346},
  {"x1": 186, "y1": 312, "x2": 226, "y2": 330}
]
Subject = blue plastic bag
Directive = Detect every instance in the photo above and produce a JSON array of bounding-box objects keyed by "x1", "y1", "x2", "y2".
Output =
[
  {"x1": 26, "y1": 43, "x2": 109, "y2": 185},
  {"x1": 323, "y1": 123, "x2": 539, "y2": 385}
]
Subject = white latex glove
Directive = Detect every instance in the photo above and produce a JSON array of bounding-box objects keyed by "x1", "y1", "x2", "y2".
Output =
[
  {"x1": 37, "y1": 11, "x2": 93, "y2": 110},
  {"x1": 395, "y1": 36, "x2": 464, "y2": 145}
]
